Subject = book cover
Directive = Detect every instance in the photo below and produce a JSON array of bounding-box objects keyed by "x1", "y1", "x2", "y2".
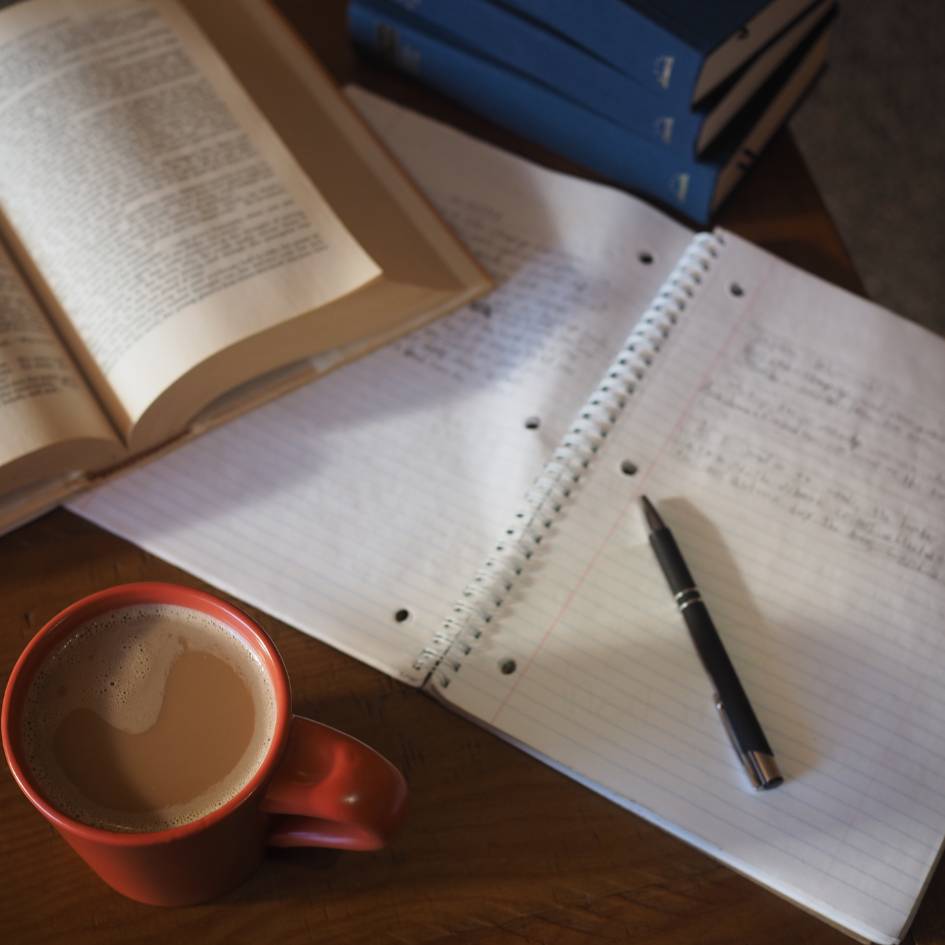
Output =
[
  {"x1": 368, "y1": 0, "x2": 833, "y2": 155},
  {"x1": 496, "y1": 0, "x2": 821, "y2": 105},
  {"x1": 349, "y1": 0, "x2": 833, "y2": 222}
]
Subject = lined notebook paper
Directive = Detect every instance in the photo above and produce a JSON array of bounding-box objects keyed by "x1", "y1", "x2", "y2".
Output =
[
  {"x1": 71, "y1": 92, "x2": 945, "y2": 943},
  {"x1": 432, "y1": 232, "x2": 945, "y2": 944}
]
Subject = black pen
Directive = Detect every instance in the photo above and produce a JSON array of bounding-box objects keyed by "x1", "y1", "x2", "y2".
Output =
[{"x1": 640, "y1": 495, "x2": 783, "y2": 790}]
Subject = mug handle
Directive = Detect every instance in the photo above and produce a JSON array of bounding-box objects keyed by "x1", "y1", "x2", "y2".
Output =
[{"x1": 261, "y1": 715, "x2": 407, "y2": 851}]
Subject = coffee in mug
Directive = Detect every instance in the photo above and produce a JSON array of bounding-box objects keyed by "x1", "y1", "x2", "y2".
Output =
[
  {"x1": 3, "y1": 582, "x2": 408, "y2": 906},
  {"x1": 19, "y1": 603, "x2": 276, "y2": 833}
]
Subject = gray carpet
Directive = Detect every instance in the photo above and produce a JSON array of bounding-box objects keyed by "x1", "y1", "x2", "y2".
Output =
[{"x1": 790, "y1": 2, "x2": 945, "y2": 332}]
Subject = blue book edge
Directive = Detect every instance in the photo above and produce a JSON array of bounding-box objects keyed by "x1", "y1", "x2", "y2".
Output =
[{"x1": 349, "y1": 0, "x2": 833, "y2": 224}]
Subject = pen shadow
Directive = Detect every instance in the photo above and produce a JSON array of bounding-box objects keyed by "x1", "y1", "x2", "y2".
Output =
[{"x1": 659, "y1": 497, "x2": 820, "y2": 782}]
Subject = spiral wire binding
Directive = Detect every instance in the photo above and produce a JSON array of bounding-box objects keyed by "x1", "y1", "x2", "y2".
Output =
[{"x1": 410, "y1": 233, "x2": 725, "y2": 688}]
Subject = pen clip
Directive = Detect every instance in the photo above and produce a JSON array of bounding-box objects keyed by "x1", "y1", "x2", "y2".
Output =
[{"x1": 714, "y1": 695, "x2": 783, "y2": 791}]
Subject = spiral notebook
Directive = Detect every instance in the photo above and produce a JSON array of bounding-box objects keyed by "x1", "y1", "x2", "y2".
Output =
[{"x1": 71, "y1": 89, "x2": 945, "y2": 944}]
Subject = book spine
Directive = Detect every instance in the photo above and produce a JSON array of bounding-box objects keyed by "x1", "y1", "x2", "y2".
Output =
[
  {"x1": 379, "y1": 0, "x2": 703, "y2": 153},
  {"x1": 348, "y1": 2, "x2": 717, "y2": 223},
  {"x1": 412, "y1": 233, "x2": 726, "y2": 685},
  {"x1": 493, "y1": 0, "x2": 702, "y2": 107}
]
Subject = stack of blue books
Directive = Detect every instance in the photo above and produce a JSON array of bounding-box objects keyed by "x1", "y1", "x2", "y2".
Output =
[{"x1": 347, "y1": 0, "x2": 837, "y2": 223}]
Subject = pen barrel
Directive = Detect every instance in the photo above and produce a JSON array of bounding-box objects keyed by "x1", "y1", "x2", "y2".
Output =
[
  {"x1": 648, "y1": 528, "x2": 773, "y2": 756},
  {"x1": 681, "y1": 601, "x2": 773, "y2": 755},
  {"x1": 648, "y1": 528, "x2": 697, "y2": 594}
]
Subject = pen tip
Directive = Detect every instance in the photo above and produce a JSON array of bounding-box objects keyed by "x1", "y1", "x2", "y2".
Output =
[{"x1": 640, "y1": 495, "x2": 665, "y2": 533}]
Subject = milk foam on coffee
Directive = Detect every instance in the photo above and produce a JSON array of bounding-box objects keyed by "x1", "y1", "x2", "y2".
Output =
[{"x1": 20, "y1": 604, "x2": 277, "y2": 832}]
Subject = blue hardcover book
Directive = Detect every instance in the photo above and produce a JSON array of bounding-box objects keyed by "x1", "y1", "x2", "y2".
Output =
[
  {"x1": 349, "y1": 0, "x2": 832, "y2": 223},
  {"x1": 497, "y1": 0, "x2": 821, "y2": 107},
  {"x1": 376, "y1": 0, "x2": 833, "y2": 155}
]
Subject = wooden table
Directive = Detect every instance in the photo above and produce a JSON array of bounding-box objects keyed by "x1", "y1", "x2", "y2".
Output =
[{"x1": 3, "y1": 4, "x2": 942, "y2": 944}]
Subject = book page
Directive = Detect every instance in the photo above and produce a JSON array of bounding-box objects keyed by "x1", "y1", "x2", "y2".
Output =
[
  {"x1": 0, "y1": 0, "x2": 379, "y2": 437},
  {"x1": 0, "y1": 240, "x2": 118, "y2": 492},
  {"x1": 435, "y1": 231, "x2": 945, "y2": 944},
  {"x1": 188, "y1": 6, "x2": 488, "y2": 299},
  {"x1": 71, "y1": 93, "x2": 693, "y2": 683}
]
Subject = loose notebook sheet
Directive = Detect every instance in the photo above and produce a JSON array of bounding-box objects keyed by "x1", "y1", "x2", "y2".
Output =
[
  {"x1": 433, "y1": 230, "x2": 945, "y2": 944},
  {"x1": 69, "y1": 88, "x2": 692, "y2": 682}
]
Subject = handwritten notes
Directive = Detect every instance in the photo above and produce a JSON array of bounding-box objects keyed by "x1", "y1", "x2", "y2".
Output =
[
  {"x1": 671, "y1": 328, "x2": 945, "y2": 585},
  {"x1": 395, "y1": 193, "x2": 618, "y2": 392}
]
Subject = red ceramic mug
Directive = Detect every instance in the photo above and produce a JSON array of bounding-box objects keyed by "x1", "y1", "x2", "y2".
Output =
[{"x1": 1, "y1": 582, "x2": 408, "y2": 906}]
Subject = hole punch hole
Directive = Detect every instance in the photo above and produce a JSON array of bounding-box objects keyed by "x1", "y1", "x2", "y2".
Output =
[
  {"x1": 637, "y1": 250, "x2": 653, "y2": 265},
  {"x1": 620, "y1": 460, "x2": 638, "y2": 476},
  {"x1": 499, "y1": 658, "x2": 517, "y2": 675},
  {"x1": 394, "y1": 608, "x2": 410, "y2": 623},
  {"x1": 524, "y1": 416, "x2": 541, "y2": 430},
  {"x1": 729, "y1": 282, "x2": 744, "y2": 297}
]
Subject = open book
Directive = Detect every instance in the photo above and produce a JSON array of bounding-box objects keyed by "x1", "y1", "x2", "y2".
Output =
[
  {"x1": 72, "y1": 90, "x2": 945, "y2": 944},
  {"x1": 0, "y1": 0, "x2": 488, "y2": 531}
]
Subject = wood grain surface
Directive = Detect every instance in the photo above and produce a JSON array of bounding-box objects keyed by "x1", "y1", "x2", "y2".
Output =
[{"x1": 3, "y1": 3, "x2": 942, "y2": 944}]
